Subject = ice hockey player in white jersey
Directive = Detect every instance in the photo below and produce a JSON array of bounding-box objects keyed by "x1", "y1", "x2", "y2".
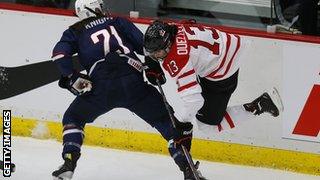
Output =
[{"x1": 143, "y1": 20, "x2": 284, "y2": 132}]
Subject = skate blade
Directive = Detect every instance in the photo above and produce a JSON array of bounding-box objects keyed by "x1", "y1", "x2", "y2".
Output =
[
  {"x1": 53, "y1": 176, "x2": 71, "y2": 180},
  {"x1": 269, "y1": 87, "x2": 284, "y2": 113},
  {"x1": 52, "y1": 171, "x2": 73, "y2": 180}
]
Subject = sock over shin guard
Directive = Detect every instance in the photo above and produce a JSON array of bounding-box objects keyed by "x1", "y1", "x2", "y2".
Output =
[
  {"x1": 62, "y1": 124, "x2": 84, "y2": 157},
  {"x1": 196, "y1": 105, "x2": 255, "y2": 133}
]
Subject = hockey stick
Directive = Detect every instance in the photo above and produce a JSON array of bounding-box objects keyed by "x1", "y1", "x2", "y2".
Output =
[
  {"x1": 156, "y1": 80, "x2": 200, "y2": 180},
  {"x1": 0, "y1": 55, "x2": 143, "y2": 100},
  {"x1": 0, "y1": 56, "x2": 83, "y2": 100}
]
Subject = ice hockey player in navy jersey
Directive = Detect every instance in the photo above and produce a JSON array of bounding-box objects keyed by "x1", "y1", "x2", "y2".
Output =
[
  {"x1": 143, "y1": 20, "x2": 284, "y2": 134},
  {"x1": 51, "y1": 0, "x2": 205, "y2": 179}
]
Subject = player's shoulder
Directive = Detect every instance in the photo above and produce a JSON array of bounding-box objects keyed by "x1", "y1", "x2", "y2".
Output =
[
  {"x1": 69, "y1": 16, "x2": 113, "y2": 32},
  {"x1": 178, "y1": 20, "x2": 216, "y2": 34},
  {"x1": 112, "y1": 16, "x2": 135, "y2": 27},
  {"x1": 176, "y1": 19, "x2": 203, "y2": 29},
  {"x1": 59, "y1": 28, "x2": 77, "y2": 40},
  {"x1": 113, "y1": 16, "x2": 128, "y2": 21},
  {"x1": 162, "y1": 41, "x2": 190, "y2": 77}
]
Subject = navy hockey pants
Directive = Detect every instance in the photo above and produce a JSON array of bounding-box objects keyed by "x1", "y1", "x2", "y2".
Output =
[{"x1": 61, "y1": 69, "x2": 189, "y2": 170}]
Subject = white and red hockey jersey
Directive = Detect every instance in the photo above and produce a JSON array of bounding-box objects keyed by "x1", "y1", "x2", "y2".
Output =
[{"x1": 161, "y1": 22, "x2": 247, "y2": 123}]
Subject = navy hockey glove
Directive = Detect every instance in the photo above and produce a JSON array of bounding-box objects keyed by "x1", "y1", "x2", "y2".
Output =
[
  {"x1": 173, "y1": 120, "x2": 193, "y2": 151},
  {"x1": 144, "y1": 56, "x2": 166, "y2": 85},
  {"x1": 59, "y1": 71, "x2": 93, "y2": 96}
]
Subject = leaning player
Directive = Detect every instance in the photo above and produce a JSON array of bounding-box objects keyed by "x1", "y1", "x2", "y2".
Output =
[{"x1": 143, "y1": 20, "x2": 283, "y2": 133}]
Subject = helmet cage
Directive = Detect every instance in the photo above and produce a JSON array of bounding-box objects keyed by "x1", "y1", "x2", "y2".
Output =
[{"x1": 144, "y1": 21, "x2": 173, "y2": 54}]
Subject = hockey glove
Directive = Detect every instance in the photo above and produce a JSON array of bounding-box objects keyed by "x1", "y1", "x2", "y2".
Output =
[
  {"x1": 173, "y1": 120, "x2": 193, "y2": 151},
  {"x1": 144, "y1": 56, "x2": 166, "y2": 85},
  {"x1": 59, "y1": 71, "x2": 93, "y2": 96}
]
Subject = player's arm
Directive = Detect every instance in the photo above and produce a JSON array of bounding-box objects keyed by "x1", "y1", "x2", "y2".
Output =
[
  {"x1": 52, "y1": 29, "x2": 92, "y2": 96},
  {"x1": 116, "y1": 17, "x2": 144, "y2": 55},
  {"x1": 52, "y1": 29, "x2": 77, "y2": 76},
  {"x1": 143, "y1": 56, "x2": 166, "y2": 85},
  {"x1": 115, "y1": 17, "x2": 167, "y2": 84},
  {"x1": 174, "y1": 61, "x2": 203, "y2": 123}
]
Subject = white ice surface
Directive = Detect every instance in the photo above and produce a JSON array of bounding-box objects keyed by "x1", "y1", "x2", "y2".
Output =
[{"x1": 2, "y1": 137, "x2": 319, "y2": 180}]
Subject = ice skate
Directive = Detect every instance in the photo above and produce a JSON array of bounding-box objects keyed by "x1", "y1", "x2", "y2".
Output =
[
  {"x1": 52, "y1": 152, "x2": 80, "y2": 180},
  {"x1": 183, "y1": 161, "x2": 208, "y2": 180},
  {"x1": 244, "y1": 88, "x2": 284, "y2": 117}
]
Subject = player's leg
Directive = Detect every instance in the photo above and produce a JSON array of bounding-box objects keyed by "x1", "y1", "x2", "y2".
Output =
[
  {"x1": 196, "y1": 70, "x2": 261, "y2": 132},
  {"x1": 126, "y1": 82, "x2": 205, "y2": 179},
  {"x1": 196, "y1": 71, "x2": 283, "y2": 133},
  {"x1": 242, "y1": 87, "x2": 284, "y2": 117},
  {"x1": 52, "y1": 93, "x2": 111, "y2": 180},
  {"x1": 225, "y1": 87, "x2": 283, "y2": 131},
  {"x1": 196, "y1": 71, "x2": 239, "y2": 131}
]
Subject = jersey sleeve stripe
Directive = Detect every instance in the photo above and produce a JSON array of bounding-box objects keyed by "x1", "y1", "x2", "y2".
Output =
[
  {"x1": 210, "y1": 35, "x2": 241, "y2": 79},
  {"x1": 177, "y1": 81, "x2": 198, "y2": 92},
  {"x1": 178, "y1": 69, "x2": 195, "y2": 79},
  {"x1": 51, "y1": 53, "x2": 66, "y2": 61},
  {"x1": 206, "y1": 33, "x2": 231, "y2": 77}
]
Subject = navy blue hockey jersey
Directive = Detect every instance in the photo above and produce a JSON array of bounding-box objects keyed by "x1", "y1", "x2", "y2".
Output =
[{"x1": 52, "y1": 16, "x2": 144, "y2": 77}]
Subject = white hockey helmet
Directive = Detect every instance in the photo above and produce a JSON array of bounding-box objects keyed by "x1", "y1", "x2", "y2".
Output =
[{"x1": 75, "y1": 0, "x2": 104, "y2": 20}]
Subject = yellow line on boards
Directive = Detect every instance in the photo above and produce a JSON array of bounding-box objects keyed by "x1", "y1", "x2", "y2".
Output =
[{"x1": 0, "y1": 117, "x2": 319, "y2": 176}]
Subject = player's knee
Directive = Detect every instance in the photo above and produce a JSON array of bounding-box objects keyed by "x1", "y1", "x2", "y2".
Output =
[
  {"x1": 196, "y1": 109, "x2": 224, "y2": 125},
  {"x1": 147, "y1": 105, "x2": 174, "y2": 130},
  {"x1": 62, "y1": 109, "x2": 86, "y2": 127},
  {"x1": 62, "y1": 110, "x2": 75, "y2": 125}
]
